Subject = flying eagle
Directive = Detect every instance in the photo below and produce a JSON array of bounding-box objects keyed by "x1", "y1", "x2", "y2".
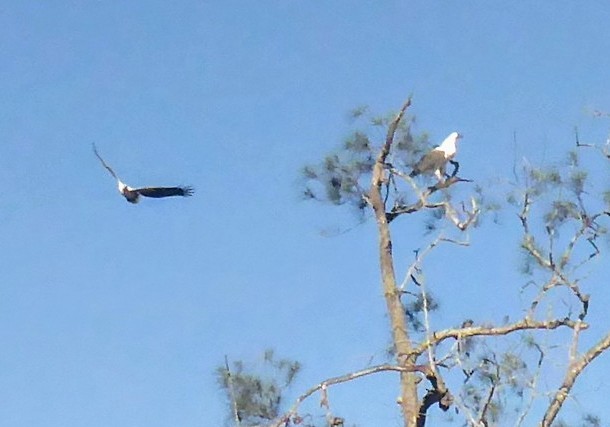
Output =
[
  {"x1": 93, "y1": 144, "x2": 194, "y2": 204},
  {"x1": 409, "y1": 132, "x2": 462, "y2": 181}
]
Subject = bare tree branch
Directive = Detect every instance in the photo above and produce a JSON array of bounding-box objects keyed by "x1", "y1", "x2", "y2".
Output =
[
  {"x1": 271, "y1": 364, "x2": 430, "y2": 427},
  {"x1": 399, "y1": 234, "x2": 470, "y2": 291},
  {"x1": 386, "y1": 167, "x2": 477, "y2": 226},
  {"x1": 413, "y1": 318, "x2": 584, "y2": 356},
  {"x1": 541, "y1": 332, "x2": 610, "y2": 426}
]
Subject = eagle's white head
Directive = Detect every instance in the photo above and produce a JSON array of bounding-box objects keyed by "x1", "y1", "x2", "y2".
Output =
[
  {"x1": 435, "y1": 132, "x2": 462, "y2": 159},
  {"x1": 117, "y1": 180, "x2": 141, "y2": 203},
  {"x1": 117, "y1": 180, "x2": 131, "y2": 193}
]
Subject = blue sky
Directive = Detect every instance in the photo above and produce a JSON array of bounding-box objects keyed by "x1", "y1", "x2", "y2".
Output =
[{"x1": 1, "y1": 2, "x2": 610, "y2": 426}]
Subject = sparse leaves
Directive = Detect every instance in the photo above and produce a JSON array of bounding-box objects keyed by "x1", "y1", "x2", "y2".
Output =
[
  {"x1": 544, "y1": 200, "x2": 579, "y2": 230},
  {"x1": 569, "y1": 170, "x2": 587, "y2": 195},
  {"x1": 217, "y1": 351, "x2": 301, "y2": 426},
  {"x1": 405, "y1": 292, "x2": 439, "y2": 332}
]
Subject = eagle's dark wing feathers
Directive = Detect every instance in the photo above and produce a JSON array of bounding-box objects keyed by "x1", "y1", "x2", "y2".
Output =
[
  {"x1": 93, "y1": 143, "x2": 119, "y2": 180},
  {"x1": 135, "y1": 186, "x2": 194, "y2": 199},
  {"x1": 93, "y1": 144, "x2": 194, "y2": 202},
  {"x1": 409, "y1": 150, "x2": 448, "y2": 177}
]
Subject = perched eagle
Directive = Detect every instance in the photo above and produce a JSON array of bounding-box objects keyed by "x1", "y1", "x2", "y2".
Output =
[
  {"x1": 93, "y1": 144, "x2": 194, "y2": 204},
  {"x1": 409, "y1": 132, "x2": 462, "y2": 181}
]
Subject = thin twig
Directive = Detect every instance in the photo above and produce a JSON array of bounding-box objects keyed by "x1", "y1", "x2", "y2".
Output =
[
  {"x1": 478, "y1": 359, "x2": 500, "y2": 425},
  {"x1": 575, "y1": 126, "x2": 610, "y2": 158},
  {"x1": 514, "y1": 343, "x2": 544, "y2": 427},
  {"x1": 399, "y1": 235, "x2": 445, "y2": 291}
]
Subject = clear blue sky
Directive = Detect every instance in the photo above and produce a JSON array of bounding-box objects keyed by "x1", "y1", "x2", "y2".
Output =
[{"x1": 1, "y1": 2, "x2": 610, "y2": 426}]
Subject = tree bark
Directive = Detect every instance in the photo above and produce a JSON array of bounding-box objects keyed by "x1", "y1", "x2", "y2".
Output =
[{"x1": 368, "y1": 98, "x2": 419, "y2": 427}]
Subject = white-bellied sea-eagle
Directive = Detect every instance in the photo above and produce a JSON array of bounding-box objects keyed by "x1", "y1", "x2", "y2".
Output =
[
  {"x1": 409, "y1": 132, "x2": 462, "y2": 180},
  {"x1": 93, "y1": 144, "x2": 194, "y2": 204}
]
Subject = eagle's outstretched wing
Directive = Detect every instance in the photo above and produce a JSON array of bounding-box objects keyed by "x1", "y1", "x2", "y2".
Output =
[
  {"x1": 93, "y1": 144, "x2": 194, "y2": 202},
  {"x1": 135, "y1": 186, "x2": 194, "y2": 199},
  {"x1": 93, "y1": 143, "x2": 119, "y2": 180}
]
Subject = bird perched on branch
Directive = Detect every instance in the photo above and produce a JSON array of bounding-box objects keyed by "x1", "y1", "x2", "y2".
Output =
[
  {"x1": 409, "y1": 132, "x2": 462, "y2": 181},
  {"x1": 93, "y1": 144, "x2": 194, "y2": 204}
]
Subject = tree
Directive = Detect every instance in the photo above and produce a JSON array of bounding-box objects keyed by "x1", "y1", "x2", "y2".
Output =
[
  {"x1": 216, "y1": 350, "x2": 303, "y2": 427},
  {"x1": 220, "y1": 98, "x2": 610, "y2": 427}
]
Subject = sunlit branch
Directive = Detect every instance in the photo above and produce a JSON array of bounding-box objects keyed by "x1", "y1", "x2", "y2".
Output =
[
  {"x1": 399, "y1": 234, "x2": 470, "y2": 291},
  {"x1": 541, "y1": 332, "x2": 610, "y2": 426},
  {"x1": 412, "y1": 318, "x2": 584, "y2": 356},
  {"x1": 387, "y1": 189, "x2": 479, "y2": 230},
  {"x1": 271, "y1": 364, "x2": 430, "y2": 427}
]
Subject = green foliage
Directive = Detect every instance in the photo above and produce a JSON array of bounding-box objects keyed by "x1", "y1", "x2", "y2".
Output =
[
  {"x1": 343, "y1": 131, "x2": 370, "y2": 152},
  {"x1": 510, "y1": 154, "x2": 609, "y2": 275},
  {"x1": 567, "y1": 150, "x2": 579, "y2": 167},
  {"x1": 348, "y1": 105, "x2": 368, "y2": 119},
  {"x1": 300, "y1": 146, "x2": 373, "y2": 207},
  {"x1": 581, "y1": 414, "x2": 602, "y2": 427},
  {"x1": 458, "y1": 341, "x2": 535, "y2": 425},
  {"x1": 526, "y1": 166, "x2": 562, "y2": 198},
  {"x1": 554, "y1": 414, "x2": 601, "y2": 427},
  {"x1": 405, "y1": 292, "x2": 439, "y2": 332},
  {"x1": 544, "y1": 200, "x2": 579, "y2": 230},
  {"x1": 474, "y1": 183, "x2": 502, "y2": 225},
  {"x1": 569, "y1": 170, "x2": 587, "y2": 195},
  {"x1": 301, "y1": 106, "x2": 431, "y2": 212},
  {"x1": 423, "y1": 208, "x2": 446, "y2": 234},
  {"x1": 216, "y1": 350, "x2": 301, "y2": 426},
  {"x1": 519, "y1": 235, "x2": 545, "y2": 274}
]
